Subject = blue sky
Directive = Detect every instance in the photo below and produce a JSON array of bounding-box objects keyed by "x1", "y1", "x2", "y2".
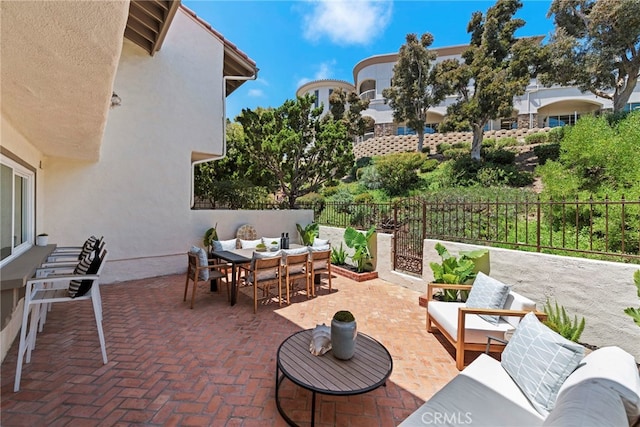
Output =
[{"x1": 183, "y1": 0, "x2": 555, "y2": 120}]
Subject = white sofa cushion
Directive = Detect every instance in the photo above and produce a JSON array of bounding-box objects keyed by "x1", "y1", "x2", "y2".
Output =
[
  {"x1": 542, "y1": 379, "x2": 629, "y2": 427},
  {"x1": 466, "y1": 273, "x2": 511, "y2": 325},
  {"x1": 262, "y1": 237, "x2": 282, "y2": 249},
  {"x1": 398, "y1": 354, "x2": 544, "y2": 427},
  {"x1": 213, "y1": 239, "x2": 237, "y2": 251},
  {"x1": 501, "y1": 290, "x2": 537, "y2": 327},
  {"x1": 558, "y1": 346, "x2": 640, "y2": 425},
  {"x1": 428, "y1": 301, "x2": 514, "y2": 344},
  {"x1": 240, "y1": 238, "x2": 263, "y2": 249},
  {"x1": 501, "y1": 312, "x2": 585, "y2": 416}
]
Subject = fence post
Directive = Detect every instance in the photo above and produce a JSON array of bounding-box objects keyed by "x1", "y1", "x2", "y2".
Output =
[
  {"x1": 536, "y1": 196, "x2": 541, "y2": 253},
  {"x1": 393, "y1": 202, "x2": 398, "y2": 271}
]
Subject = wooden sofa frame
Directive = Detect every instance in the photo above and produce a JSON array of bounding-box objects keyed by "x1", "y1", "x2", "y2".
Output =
[{"x1": 424, "y1": 283, "x2": 548, "y2": 370}]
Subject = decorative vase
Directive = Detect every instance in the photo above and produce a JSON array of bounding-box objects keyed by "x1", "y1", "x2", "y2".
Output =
[
  {"x1": 36, "y1": 235, "x2": 48, "y2": 246},
  {"x1": 331, "y1": 318, "x2": 357, "y2": 360}
]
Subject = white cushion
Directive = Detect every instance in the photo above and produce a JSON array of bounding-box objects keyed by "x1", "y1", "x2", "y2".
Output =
[
  {"x1": 262, "y1": 237, "x2": 282, "y2": 249},
  {"x1": 428, "y1": 301, "x2": 514, "y2": 344},
  {"x1": 466, "y1": 272, "x2": 511, "y2": 325},
  {"x1": 558, "y1": 346, "x2": 640, "y2": 425},
  {"x1": 543, "y1": 380, "x2": 629, "y2": 427},
  {"x1": 189, "y1": 246, "x2": 209, "y2": 281},
  {"x1": 249, "y1": 250, "x2": 281, "y2": 282},
  {"x1": 501, "y1": 312, "x2": 585, "y2": 416},
  {"x1": 213, "y1": 238, "x2": 237, "y2": 251},
  {"x1": 282, "y1": 247, "x2": 309, "y2": 274},
  {"x1": 313, "y1": 238, "x2": 329, "y2": 247},
  {"x1": 308, "y1": 245, "x2": 331, "y2": 255},
  {"x1": 240, "y1": 238, "x2": 262, "y2": 249},
  {"x1": 502, "y1": 290, "x2": 537, "y2": 327}
]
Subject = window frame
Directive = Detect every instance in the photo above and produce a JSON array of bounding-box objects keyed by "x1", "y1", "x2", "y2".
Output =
[{"x1": 0, "y1": 153, "x2": 35, "y2": 267}]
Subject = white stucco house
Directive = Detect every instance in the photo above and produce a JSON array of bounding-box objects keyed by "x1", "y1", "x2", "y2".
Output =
[
  {"x1": 297, "y1": 43, "x2": 640, "y2": 138},
  {"x1": 0, "y1": 1, "x2": 258, "y2": 361}
]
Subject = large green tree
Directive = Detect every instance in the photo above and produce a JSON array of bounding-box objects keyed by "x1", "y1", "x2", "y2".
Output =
[
  {"x1": 382, "y1": 33, "x2": 448, "y2": 152},
  {"x1": 327, "y1": 87, "x2": 370, "y2": 140},
  {"x1": 540, "y1": 0, "x2": 640, "y2": 112},
  {"x1": 436, "y1": 0, "x2": 541, "y2": 159},
  {"x1": 237, "y1": 94, "x2": 354, "y2": 208}
]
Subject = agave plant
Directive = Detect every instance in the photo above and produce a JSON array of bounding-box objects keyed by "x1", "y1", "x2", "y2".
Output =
[
  {"x1": 543, "y1": 300, "x2": 586, "y2": 342},
  {"x1": 623, "y1": 270, "x2": 640, "y2": 327}
]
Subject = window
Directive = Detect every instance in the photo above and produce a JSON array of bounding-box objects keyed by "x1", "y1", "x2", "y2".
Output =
[
  {"x1": 396, "y1": 124, "x2": 437, "y2": 135},
  {"x1": 1, "y1": 154, "x2": 35, "y2": 265},
  {"x1": 501, "y1": 118, "x2": 517, "y2": 130},
  {"x1": 624, "y1": 102, "x2": 640, "y2": 112},
  {"x1": 545, "y1": 114, "x2": 580, "y2": 128},
  {"x1": 314, "y1": 90, "x2": 319, "y2": 108}
]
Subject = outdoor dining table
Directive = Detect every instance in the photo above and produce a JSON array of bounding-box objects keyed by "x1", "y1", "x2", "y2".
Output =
[{"x1": 210, "y1": 250, "x2": 252, "y2": 306}]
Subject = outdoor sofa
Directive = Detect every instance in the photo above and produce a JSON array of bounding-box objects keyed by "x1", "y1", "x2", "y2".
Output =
[{"x1": 400, "y1": 312, "x2": 640, "y2": 426}]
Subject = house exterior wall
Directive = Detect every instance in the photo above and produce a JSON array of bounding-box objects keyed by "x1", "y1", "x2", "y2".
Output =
[{"x1": 43, "y1": 9, "x2": 227, "y2": 284}]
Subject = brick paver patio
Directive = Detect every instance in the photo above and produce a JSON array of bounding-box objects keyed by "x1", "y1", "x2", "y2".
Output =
[{"x1": 1, "y1": 273, "x2": 462, "y2": 426}]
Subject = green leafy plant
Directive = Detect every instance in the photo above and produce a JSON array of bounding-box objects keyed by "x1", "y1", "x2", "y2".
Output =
[
  {"x1": 331, "y1": 243, "x2": 348, "y2": 265},
  {"x1": 344, "y1": 226, "x2": 376, "y2": 273},
  {"x1": 203, "y1": 225, "x2": 218, "y2": 253},
  {"x1": 429, "y1": 243, "x2": 488, "y2": 301},
  {"x1": 543, "y1": 300, "x2": 586, "y2": 342},
  {"x1": 333, "y1": 310, "x2": 355, "y2": 322},
  {"x1": 296, "y1": 222, "x2": 319, "y2": 246},
  {"x1": 623, "y1": 270, "x2": 640, "y2": 327}
]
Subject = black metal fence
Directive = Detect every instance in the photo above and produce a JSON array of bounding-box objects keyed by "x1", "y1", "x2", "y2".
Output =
[{"x1": 195, "y1": 196, "x2": 640, "y2": 274}]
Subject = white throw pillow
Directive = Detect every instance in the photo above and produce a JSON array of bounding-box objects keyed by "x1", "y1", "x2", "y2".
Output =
[
  {"x1": 212, "y1": 239, "x2": 237, "y2": 251},
  {"x1": 501, "y1": 312, "x2": 585, "y2": 416},
  {"x1": 313, "y1": 238, "x2": 329, "y2": 247},
  {"x1": 240, "y1": 238, "x2": 262, "y2": 249},
  {"x1": 465, "y1": 272, "x2": 511, "y2": 325},
  {"x1": 249, "y1": 250, "x2": 282, "y2": 282}
]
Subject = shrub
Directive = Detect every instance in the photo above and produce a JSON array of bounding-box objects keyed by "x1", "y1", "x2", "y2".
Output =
[
  {"x1": 546, "y1": 126, "x2": 564, "y2": 143},
  {"x1": 374, "y1": 152, "x2": 425, "y2": 196},
  {"x1": 330, "y1": 188, "x2": 354, "y2": 213},
  {"x1": 354, "y1": 192, "x2": 374, "y2": 204},
  {"x1": 322, "y1": 185, "x2": 340, "y2": 197},
  {"x1": 452, "y1": 141, "x2": 471, "y2": 150},
  {"x1": 420, "y1": 158, "x2": 440, "y2": 173},
  {"x1": 421, "y1": 146, "x2": 431, "y2": 154},
  {"x1": 476, "y1": 167, "x2": 509, "y2": 187},
  {"x1": 297, "y1": 192, "x2": 324, "y2": 205},
  {"x1": 524, "y1": 132, "x2": 548, "y2": 145},
  {"x1": 482, "y1": 138, "x2": 497, "y2": 148},
  {"x1": 442, "y1": 147, "x2": 470, "y2": 160},
  {"x1": 543, "y1": 300, "x2": 585, "y2": 342},
  {"x1": 484, "y1": 148, "x2": 516, "y2": 165},
  {"x1": 436, "y1": 142, "x2": 452, "y2": 154},
  {"x1": 358, "y1": 165, "x2": 382, "y2": 189},
  {"x1": 533, "y1": 143, "x2": 560, "y2": 165},
  {"x1": 495, "y1": 136, "x2": 518, "y2": 148}
]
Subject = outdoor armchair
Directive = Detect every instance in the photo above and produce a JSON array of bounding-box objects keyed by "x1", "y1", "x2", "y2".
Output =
[
  {"x1": 239, "y1": 252, "x2": 283, "y2": 313},
  {"x1": 184, "y1": 249, "x2": 230, "y2": 309}
]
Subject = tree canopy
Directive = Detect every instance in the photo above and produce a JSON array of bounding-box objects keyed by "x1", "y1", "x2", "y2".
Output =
[
  {"x1": 382, "y1": 33, "x2": 448, "y2": 152},
  {"x1": 539, "y1": 0, "x2": 640, "y2": 112},
  {"x1": 327, "y1": 87, "x2": 370, "y2": 140},
  {"x1": 236, "y1": 94, "x2": 354, "y2": 208},
  {"x1": 436, "y1": 0, "x2": 541, "y2": 159}
]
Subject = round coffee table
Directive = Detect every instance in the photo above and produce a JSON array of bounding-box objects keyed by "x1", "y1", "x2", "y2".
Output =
[{"x1": 275, "y1": 329, "x2": 393, "y2": 427}]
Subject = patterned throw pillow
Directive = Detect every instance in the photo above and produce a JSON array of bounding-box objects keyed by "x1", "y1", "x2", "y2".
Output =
[
  {"x1": 68, "y1": 254, "x2": 101, "y2": 298},
  {"x1": 189, "y1": 246, "x2": 209, "y2": 281},
  {"x1": 501, "y1": 312, "x2": 585, "y2": 416},
  {"x1": 465, "y1": 272, "x2": 511, "y2": 325},
  {"x1": 77, "y1": 235, "x2": 98, "y2": 260}
]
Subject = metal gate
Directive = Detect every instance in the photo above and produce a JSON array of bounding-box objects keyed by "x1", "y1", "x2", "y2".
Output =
[{"x1": 393, "y1": 198, "x2": 426, "y2": 275}]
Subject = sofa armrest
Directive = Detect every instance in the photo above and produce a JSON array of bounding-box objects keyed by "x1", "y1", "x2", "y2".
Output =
[{"x1": 427, "y1": 283, "x2": 472, "y2": 301}]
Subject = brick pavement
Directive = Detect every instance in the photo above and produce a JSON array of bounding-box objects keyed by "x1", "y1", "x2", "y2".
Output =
[{"x1": 1, "y1": 274, "x2": 462, "y2": 426}]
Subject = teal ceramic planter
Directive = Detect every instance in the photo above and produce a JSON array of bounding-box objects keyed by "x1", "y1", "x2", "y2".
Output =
[{"x1": 331, "y1": 318, "x2": 357, "y2": 360}]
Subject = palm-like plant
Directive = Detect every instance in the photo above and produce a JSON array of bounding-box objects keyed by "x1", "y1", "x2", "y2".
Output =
[{"x1": 624, "y1": 270, "x2": 640, "y2": 327}]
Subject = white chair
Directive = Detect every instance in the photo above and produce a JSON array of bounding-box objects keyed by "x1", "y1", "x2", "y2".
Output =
[
  {"x1": 46, "y1": 236, "x2": 104, "y2": 263},
  {"x1": 14, "y1": 249, "x2": 109, "y2": 392}
]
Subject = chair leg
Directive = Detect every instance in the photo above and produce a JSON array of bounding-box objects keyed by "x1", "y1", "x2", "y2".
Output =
[
  {"x1": 183, "y1": 275, "x2": 190, "y2": 302},
  {"x1": 92, "y1": 287, "x2": 108, "y2": 364},
  {"x1": 14, "y1": 294, "x2": 33, "y2": 392},
  {"x1": 456, "y1": 343, "x2": 465, "y2": 370},
  {"x1": 253, "y1": 282, "x2": 258, "y2": 314},
  {"x1": 190, "y1": 279, "x2": 198, "y2": 309}
]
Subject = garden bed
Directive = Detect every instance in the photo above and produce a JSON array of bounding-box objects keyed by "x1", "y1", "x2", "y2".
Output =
[{"x1": 331, "y1": 264, "x2": 378, "y2": 282}]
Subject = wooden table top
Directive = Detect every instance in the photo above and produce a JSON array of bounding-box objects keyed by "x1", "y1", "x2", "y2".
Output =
[{"x1": 277, "y1": 329, "x2": 393, "y2": 396}]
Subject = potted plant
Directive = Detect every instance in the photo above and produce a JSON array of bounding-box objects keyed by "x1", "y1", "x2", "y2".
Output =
[
  {"x1": 429, "y1": 243, "x2": 489, "y2": 301},
  {"x1": 296, "y1": 222, "x2": 319, "y2": 246},
  {"x1": 331, "y1": 310, "x2": 357, "y2": 360},
  {"x1": 255, "y1": 242, "x2": 267, "y2": 252},
  {"x1": 331, "y1": 243, "x2": 348, "y2": 266},
  {"x1": 203, "y1": 224, "x2": 218, "y2": 253},
  {"x1": 343, "y1": 226, "x2": 375, "y2": 273},
  {"x1": 623, "y1": 270, "x2": 640, "y2": 327},
  {"x1": 36, "y1": 233, "x2": 49, "y2": 246}
]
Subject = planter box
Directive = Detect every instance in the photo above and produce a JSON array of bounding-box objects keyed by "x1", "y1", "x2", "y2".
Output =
[{"x1": 331, "y1": 264, "x2": 378, "y2": 282}]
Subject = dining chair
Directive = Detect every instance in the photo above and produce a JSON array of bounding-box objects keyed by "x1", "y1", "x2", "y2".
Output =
[
  {"x1": 184, "y1": 248, "x2": 230, "y2": 309},
  {"x1": 239, "y1": 253, "x2": 283, "y2": 313},
  {"x1": 283, "y1": 251, "x2": 310, "y2": 304},
  {"x1": 14, "y1": 249, "x2": 108, "y2": 392},
  {"x1": 308, "y1": 249, "x2": 332, "y2": 297}
]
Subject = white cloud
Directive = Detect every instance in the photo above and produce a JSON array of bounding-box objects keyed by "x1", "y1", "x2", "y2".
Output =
[
  {"x1": 301, "y1": 0, "x2": 393, "y2": 45},
  {"x1": 247, "y1": 89, "x2": 264, "y2": 97},
  {"x1": 296, "y1": 60, "x2": 337, "y2": 88}
]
